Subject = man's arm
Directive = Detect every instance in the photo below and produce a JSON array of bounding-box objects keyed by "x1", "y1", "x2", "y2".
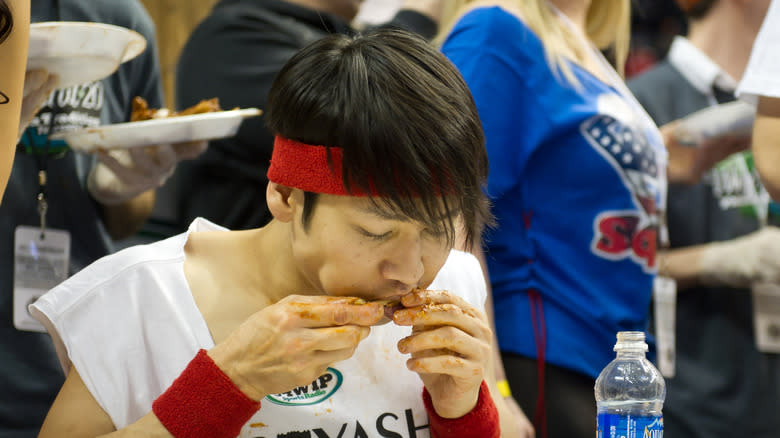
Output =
[
  {"x1": 753, "y1": 96, "x2": 780, "y2": 200},
  {"x1": 0, "y1": 0, "x2": 28, "y2": 202},
  {"x1": 100, "y1": 189, "x2": 155, "y2": 240},
  {"x1": 94, "y1": 2, "x2": 166, "y2": 240},
  {"x1": 660, "y1": 227, "x2": 780, "y2": 289},
  {"x1": 38, "y1": 367, "x2": 170, "y2": 437}
]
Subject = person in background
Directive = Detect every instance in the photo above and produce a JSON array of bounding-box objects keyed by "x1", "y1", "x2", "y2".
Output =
[
  {"x1": 0, "y1": 0, "x2": 205, "y2": 435},
  {"x1": 174, "y1": 0, "x2": 443, "y2": 232},
  {"x1": 738, "y1": 0, "x2": 780, "y2": 200},
  {"x1": 629, "y1": 0, "x2": 780, "y2": 436},
  {"x1": 438, "y1": 0, "x2": 694, "y2": 436},
  {"x1": 32, "y1": 28, "x2": 501, "y2": 438}
]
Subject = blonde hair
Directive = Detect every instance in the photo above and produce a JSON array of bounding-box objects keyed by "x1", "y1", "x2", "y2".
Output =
[{"x1": 437, "y1": 0, "x2": 630, "y2": 86}]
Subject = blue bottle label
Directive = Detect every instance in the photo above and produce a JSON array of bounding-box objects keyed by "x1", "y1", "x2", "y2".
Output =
[{"x1": 597, "y1": 413, "x2": 663, "y2": 438}]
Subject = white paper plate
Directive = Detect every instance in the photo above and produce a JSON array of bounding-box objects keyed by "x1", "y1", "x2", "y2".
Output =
[
  {"x1": 28, "y1": 22, "x2": 147, "y2": 89},
  {"x1": 50, "y1": 108, "x2": 262, "y2": 152}
]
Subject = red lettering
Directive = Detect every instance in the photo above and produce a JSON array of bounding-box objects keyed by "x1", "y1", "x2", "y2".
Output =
[
  {"x1": 597, "y1": 216, "x2": 639, "y2": 253},
  {"x1": 632, "y1": 227, "x2": 656, "y2": 268}
]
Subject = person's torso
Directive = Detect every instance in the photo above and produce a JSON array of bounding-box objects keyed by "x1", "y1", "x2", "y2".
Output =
[
  {"x1": 630, "y1": 57, "x2": 780, "y2": 437},
  {"x1": 31, "y1": 219, "x2": 485, "y2": 433},
  {"x1": 0, "y1": 1, "x2": 162, "y2": 434},
  {"x1": 443, "y1": 6, "x2": 665, "y2": 378}
]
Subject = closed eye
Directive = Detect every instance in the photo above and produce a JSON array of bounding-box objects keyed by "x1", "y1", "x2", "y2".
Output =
[{"x1": 356, "y1": 227, "x2": 392, "y2": 241}]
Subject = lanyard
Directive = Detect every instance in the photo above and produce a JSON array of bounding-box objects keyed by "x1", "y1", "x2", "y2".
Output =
[
  {"x1": 21, "y1": 0, "x2": 64, "y2": 239},
  {"x1": 21, "y1": 99, "x2": 62, "y2": 239}
]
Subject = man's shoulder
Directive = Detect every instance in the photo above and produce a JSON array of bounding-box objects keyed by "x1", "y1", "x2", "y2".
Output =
[
  {"x1": 64, "y1": 0, "x2": 155, "y2": 33},
  {"x1": 628, "y1": 60, "x2": 700, "y2": 124},
  {"x1": 628, "y1": 60, "x2": 686, "y2": 96},
  {"x1": 47, "y1": 233, "x2": 187, "y2": 305}
]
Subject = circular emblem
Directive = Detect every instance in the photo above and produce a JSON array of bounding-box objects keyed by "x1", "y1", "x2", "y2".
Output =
[{"x1": 266, "y1": 367, "x2": 343, "y2": 406}]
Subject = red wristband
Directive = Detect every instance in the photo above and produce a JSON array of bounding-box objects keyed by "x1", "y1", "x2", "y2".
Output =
[
  {"x1": 422, "y1": 381, "x2": 500, "y2": 438},
  {"x1": 152, "y1": 349, "x2": 261, "y2": 438}
]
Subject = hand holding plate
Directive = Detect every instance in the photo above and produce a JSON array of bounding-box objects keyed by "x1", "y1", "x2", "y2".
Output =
[
  {"x1": 87, "y1": 140, "x2": 207, "y2": 205},
  {"x1": 18, "y1": 69, "x2": 59, "y2": 139}
]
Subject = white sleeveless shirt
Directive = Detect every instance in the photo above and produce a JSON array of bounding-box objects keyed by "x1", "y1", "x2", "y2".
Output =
[{"x1": 30, "y1": 218, "x2": 487, "y2": 437}]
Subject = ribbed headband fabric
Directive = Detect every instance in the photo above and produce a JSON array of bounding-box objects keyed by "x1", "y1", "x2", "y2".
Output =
[{"x1": 267, "y1": 136, "x2": 374, "y2": 196}]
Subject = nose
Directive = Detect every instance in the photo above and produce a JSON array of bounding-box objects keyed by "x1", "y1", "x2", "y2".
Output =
[{"x1": 380, "y1": 233, "x2": 425, "y2": 289}]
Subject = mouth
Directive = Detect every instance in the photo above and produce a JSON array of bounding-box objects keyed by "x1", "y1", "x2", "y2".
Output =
[
  {"x1": 352, "y1": 298, "x2": 405, "y2": 324},
  {"x1": 376, "y1": 299, "x2": 404, "y2": 320}
]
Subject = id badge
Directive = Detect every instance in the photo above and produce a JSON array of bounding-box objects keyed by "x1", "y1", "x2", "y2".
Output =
[
  {"x1": 13, "y1": 226, "x2": 71, "y2": 332},
  {"x1": 751, "y1": 282, "x2": 780, "y2": 353},
  {"x1": 653, "y1": 276, "x2": 677, "y2": 377}
]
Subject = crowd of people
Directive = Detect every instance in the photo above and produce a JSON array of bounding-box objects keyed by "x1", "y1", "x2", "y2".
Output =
[{"x1": 1, "y1": 0, "x2": 779, "y2": 437}]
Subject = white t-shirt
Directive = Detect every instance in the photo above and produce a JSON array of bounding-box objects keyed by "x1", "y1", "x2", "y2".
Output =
[
  {"x1": 737, "y1": 0, "x2": 780, "y2": 104},
  {"x1": 30, "y1": 218, "x2": 487, "y2": 437}
]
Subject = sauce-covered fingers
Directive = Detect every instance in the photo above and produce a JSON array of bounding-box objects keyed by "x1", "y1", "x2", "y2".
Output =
[
  {"x1": 283, "y1": 301, "x2": 384, "y2": 328},
  {"x1": 401, "y1": 289, "x2": 471, "y2": 308},
  {"x1": 392, "y1": 303, "x2": 491, "y2": 340},
  {"x1": 406, "y1": 354, "x2": 484, "y2": 378},
  {"x1": 398, "y1": 326, "x2": 489, "y2": 360},
  {"x1": 313, "y1": 326, "x2": 371, "y2": 351}
]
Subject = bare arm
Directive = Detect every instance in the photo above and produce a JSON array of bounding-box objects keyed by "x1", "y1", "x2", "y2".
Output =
[
  {"x1": 753, "y1": 96, "x2": 780, "y2": 200},
  {"x1": 100, "y1": 189, "x2": 155, "y2": 240},
  {"x1": 660, "y1": 227, "x2": 780, "y2": 289},
  {"x1": 89, "y1": 141, "x2": 206, "y2": 240},
  {"x1": 0, "y1": 0, "x2": 29, "y2": 202},
  {"x1": 38, "y1": 367, "x2": 173, "y2": 438},
  {"x1": 657, "y1": 247, "x2": 708, "y2": 290}
]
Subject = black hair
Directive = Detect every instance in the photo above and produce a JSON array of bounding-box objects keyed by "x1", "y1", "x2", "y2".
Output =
[
  {"x1": 266, "y1": 28, "x2": 492, "y2": 249},
  {"x1": 0, "y1": 0, "x2": 12, "y2": 44}
]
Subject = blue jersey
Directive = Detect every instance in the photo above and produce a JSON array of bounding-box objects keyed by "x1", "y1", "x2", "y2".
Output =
[{"x1": 442, "y1": 7, "x2": 666, "y2": 379}]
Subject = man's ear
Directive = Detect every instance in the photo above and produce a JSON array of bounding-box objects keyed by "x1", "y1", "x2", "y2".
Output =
[{"x1": 267, "y1": 182, "x2": 297, "y2": 222}]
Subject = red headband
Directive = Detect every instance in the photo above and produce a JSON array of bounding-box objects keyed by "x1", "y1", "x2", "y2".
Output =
[
  {"x1": 267, "y1": 136, "x2": 374, "y2": 196},
  {"x1": 676, "y1": 0, "x2": 703, "y2": 11}
]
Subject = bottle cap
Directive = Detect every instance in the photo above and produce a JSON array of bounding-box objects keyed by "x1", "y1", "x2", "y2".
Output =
[{"x1": 614, "y1": 331, "x2": 649, "y2": 352}]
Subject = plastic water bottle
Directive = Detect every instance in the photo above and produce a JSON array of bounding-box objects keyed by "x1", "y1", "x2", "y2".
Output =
[{"x1": 595, "y1": 331, "x2": 665, "y2": 438}]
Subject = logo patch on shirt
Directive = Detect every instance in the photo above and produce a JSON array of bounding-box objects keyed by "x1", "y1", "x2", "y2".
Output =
[
  {"x1": 266, "y1": 368, "x2": 343, "y2": 406},
  {"x1": 19, "y1": 81, "x2": 104, "y2": 152},
  {"x1": 581, "y1": 112, "x2": 660, "y2": 271}
]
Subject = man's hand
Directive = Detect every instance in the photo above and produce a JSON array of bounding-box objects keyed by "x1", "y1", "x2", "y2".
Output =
[
  {"x1": 393, "y1": 289, "x2": 492, "y2": 419},
  {"x1": 87, "y1": 140, "x2": 207, "y2": 205},
  {"x1": 699, "y1": 227, "x2": 780, "y2": 287},
  {"x1": 19, "y1": 69, "x2": 59, "y2": 138},
  {"x1": 208, "y1": 295, "x2": 384, "y2": 401},
  {"x1": 661, "y1": 121, "x2": 750, "y2": 184}
]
